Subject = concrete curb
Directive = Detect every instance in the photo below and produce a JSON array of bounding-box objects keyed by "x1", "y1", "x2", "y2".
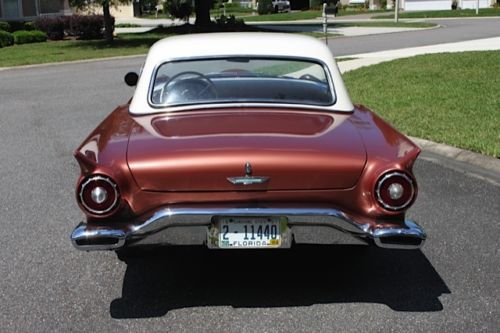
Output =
[{"x1": 410, "y1": 137, "x2": 500, "y2": 174}]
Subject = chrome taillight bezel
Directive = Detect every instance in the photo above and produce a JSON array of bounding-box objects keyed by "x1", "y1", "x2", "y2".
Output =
[
  {"x1": 78, "y1": 175, "x2": 119, "y2": 215},
  {"x1": 375, "y1": 171, "x2": 416, "y2": 211}
]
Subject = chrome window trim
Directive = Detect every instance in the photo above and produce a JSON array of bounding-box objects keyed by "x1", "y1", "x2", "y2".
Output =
[{"x1": 146, "y1": 55, "x2": 337, "y2": 111}]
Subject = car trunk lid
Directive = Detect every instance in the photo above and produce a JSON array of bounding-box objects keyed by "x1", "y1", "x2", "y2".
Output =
[{"x1": 127, "y1": 109, "x2": 366, "y2": 191}]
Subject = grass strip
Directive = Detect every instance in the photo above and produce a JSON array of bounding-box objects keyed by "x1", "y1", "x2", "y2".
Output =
[
  {"x1": 343, "y1": 51, "x2": 500, "y2": 157},
  {"x1": 334, "y1": 21, "x2": 436, "y2": 28},
  {"x1": 243, "y1": 10, "x2": 322, "y2": 22},
  {"x1": 375, "y1": 8, "x2": 500, "y2": 19},
  {"x1": 0, "y1": 32, "x2": 167, "y2": 67}
]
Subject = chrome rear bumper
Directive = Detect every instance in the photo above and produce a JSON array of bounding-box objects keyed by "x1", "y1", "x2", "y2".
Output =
[{"x1": 71, "y1": 207, "x2": 426, "y2": 251}]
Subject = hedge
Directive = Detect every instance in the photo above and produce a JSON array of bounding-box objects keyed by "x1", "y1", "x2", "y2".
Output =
[
  {"x1": 33, "y1": 15, "x2": 113, "y2": 40},
  {"x1": 68, "y1": 15, "x2": 112, "y2": 40},
  {"x1": 0, "y1": 30, "x2": 14, "y2": 48},
  {"x1": 258, "y1": 0, "x2": 273, "y2": 14},
  {"x1": 12, "y1": 30, "x2": 47, "y2": 44},
  {"x1": 34, "y1": 16, "x2": 65, "y2": 40},
  {"x1": 0, "y1": 21, "x2": 10, "y2": 32}
]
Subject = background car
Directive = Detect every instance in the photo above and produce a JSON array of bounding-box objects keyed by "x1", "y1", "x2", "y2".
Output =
[{"x1": 272, "y1": 0, "x2": 291, "y2": 12}]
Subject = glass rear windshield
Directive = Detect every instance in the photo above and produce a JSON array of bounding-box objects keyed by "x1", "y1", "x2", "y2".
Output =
[{"x1": 150, "y1": 57, "x2": 334, "y2": 107}]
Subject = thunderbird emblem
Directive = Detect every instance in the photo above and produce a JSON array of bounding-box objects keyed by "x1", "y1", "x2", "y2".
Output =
[{"x1": 227, "y1": 162, "x2": 269, "y2": 185}]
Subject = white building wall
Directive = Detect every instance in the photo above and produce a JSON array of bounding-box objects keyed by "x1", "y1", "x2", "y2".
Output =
[
  {"x1": 402, "y1": 0, "x2": 493, "y2": 10},
  {"x1": 403, "y1": 0, "x2": 451, "y2": 10},
  {"x1": 460, "y1": 0, "x2": 491, "y2": 9}
]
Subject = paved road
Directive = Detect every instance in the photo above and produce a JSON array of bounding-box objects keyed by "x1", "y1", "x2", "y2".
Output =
[
  {"x1": 259, "y1": 17, "x2": 500, "y2": 56},
  {"x1": 0, "y1": 22, "x2": 499, "y2": 332}
]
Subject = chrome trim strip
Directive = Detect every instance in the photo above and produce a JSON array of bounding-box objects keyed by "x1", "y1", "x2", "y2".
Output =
[
  {"x1": 373, "y1": 220, "x2": 426, "y2": 250},
  {"x1": 145, "y1": 55, "x2": 339, "y2": 113},
  {"x1": 70, "y1": 222, "x2": 126, "y2": 251},
  {"x1": 227, "y1": 176, "x2": 270, "y2": 185},
  {"x1": 71, "y1": 207, "x2": 426, "y2": 251}
]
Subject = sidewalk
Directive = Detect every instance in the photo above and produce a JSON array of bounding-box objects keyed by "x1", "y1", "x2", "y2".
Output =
[{"x1": 336, "y1": 36, "x2": 500, "y2": 73}]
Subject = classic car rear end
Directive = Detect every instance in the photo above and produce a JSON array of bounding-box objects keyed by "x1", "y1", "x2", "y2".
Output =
[{"x1": 70, "y1": 33, "x2": 425, "y2": 253}]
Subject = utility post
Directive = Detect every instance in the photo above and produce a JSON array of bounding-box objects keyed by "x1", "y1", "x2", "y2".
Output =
[
  {"x1": 323, "y1": 2, "x2": 328, "y2": 44},
  {"x1": 476, "y1": 0, "x2": 479, "y2": 15},
  {"x1": 394, "y1": 0, "x2": 399, "y2": 23}
]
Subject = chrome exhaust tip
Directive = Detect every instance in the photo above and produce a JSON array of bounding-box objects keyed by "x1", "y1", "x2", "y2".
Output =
[
  {"x1": 372, "y1": 220, "x2": 426, "y2": 250},
  {"x1": 71, "y1": 222, "x2": 126, "y2": 251}
]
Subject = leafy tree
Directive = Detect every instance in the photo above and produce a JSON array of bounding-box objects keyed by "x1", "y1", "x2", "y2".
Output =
[
  {"x1": 70, "y1": 0, "x2": 130, "y2": 43},
  {"x1": 164, "y1": 0, "x2": 218, "y2": 26},
  {"x1": 194, "y1": 0, "x2": 214, "y2": 26},
  {"x1": 257, "y1": 0, "x2": 273, "y2": 15},
  {"x1": 164, "y1": 0, "x2": 193, "y2": 22}
]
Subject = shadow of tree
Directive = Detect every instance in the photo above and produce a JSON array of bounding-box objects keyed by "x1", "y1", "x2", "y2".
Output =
[
  {"x1": 63, "y1": 24, "x2": 270, "y2": 51},
  {"x1": 110, "y1": 245, "x2": 449, "y2": 318}
]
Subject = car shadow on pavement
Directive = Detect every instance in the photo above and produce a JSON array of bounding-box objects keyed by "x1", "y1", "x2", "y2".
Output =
[{"x1": 109, "y1": 245, "x2": 450, "y2": 318}]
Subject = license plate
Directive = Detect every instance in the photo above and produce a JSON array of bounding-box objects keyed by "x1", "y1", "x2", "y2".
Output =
[{"x1": 216, "y1": 217, "x2": 282, "y2": 249}]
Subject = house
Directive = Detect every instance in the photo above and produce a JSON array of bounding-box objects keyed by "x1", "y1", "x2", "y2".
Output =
[
  {"x1": 0, "y1": 0, "x2": 71, "y2": 20},
  {"x1": 0, "y1": 0, "x2": 137, "y2": 20},
  {"x1": 372, "y1": 0, "x2": 495, "y2": 10},
  {"x1": 399, "y1": 0, "x2": 493, "y2": 10}
]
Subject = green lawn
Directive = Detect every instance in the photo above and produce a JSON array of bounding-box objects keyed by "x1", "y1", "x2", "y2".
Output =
[
  {"x1": 243, "y1": 10, "x2": 322, "y2": 22},
  {"x1": 299, "y1": 31, "x2": 341, "y2": 38},
  {"x1": 0, "y1": 32, "x2": 168, "y2": 67},
  {"x1": 242, "y1": 9, "x2": 394, "y2": 22},
  {"x1": 375, "y1": 7, "x2": 500, "y2": 19},
  {"x1": 0, "y1": 24, "x2": 264, "y2": 67},
  {"x1": 334, "y1": 21, "x2": 436, "y2": 28},
  {"x1": 343, "y1": 51, "x2": 500, "y2": 157}
]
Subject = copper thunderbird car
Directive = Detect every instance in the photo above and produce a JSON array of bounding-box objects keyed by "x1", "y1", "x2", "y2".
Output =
[{"x1": 70, "y1": 33, "x2": 426, "y2": 252}]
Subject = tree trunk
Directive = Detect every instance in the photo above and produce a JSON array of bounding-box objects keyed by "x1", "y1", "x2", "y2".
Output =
[
  {"x1": 195, "y1": 0, "x2": 213, "y2": 26},
  {"x1": 103, "y1": 0, "x2": 114, "y2": 43}
]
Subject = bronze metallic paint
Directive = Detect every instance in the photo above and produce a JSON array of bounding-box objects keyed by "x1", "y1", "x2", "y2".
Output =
[
  {"x1": 128, "y1": 109, "x2": 366, "y2": 191},
  {"x1": 74, "y1": 104, "x2": 420, "y2": 230}
]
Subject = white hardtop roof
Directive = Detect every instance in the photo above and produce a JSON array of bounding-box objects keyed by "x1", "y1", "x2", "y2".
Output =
[
  {"x1": 147, "y1": 32, "x2": 335, "y2": 63},
  {"x1": 130, "y1": 32, "x2": 354, "y2": 114}
]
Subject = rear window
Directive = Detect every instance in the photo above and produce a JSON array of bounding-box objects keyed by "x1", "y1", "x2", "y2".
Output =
[{"x1": 150, "y1": 57, "x2": 334, "y2": 107}]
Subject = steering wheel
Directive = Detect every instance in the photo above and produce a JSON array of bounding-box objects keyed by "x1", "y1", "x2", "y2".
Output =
[{"x1": 161, "y1": 71, "x2": 218, "y2": 104}]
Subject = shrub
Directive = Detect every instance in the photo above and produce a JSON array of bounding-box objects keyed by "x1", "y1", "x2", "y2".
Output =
[
  {"x1": 224, "y1": 2, "x2": 242, "y2": 10},
  {"x1": 23, "y1": 22, "x2": 36, "y2": 31},
  {"x1": 257, "y1": 0, "x2": 273, "y2": 15},
  {"x1": 214, "y1": 14, "x2": 245, "y2": 29},
  {"x1": 309, "y1": 0, "x2": 324, "y2": 10},
  {"x1": 69, "y1": 15, "x2": 111, "y2": 40},
  {"x1": 12, "y1": 30, "x2": 47, "y2": 44},
  {"x1": 164, "y1": 0, "x2": 193, "y2": 21},
  {"x1": 115, "y1": 23, "x2": 141, "y2": 28},
  {"x1": 0, "y1": 21, "x2": 10, "y2": 32},
  {"x1": 0, "y1": 30, "x2": 14, "y2": 48},
  {"x1": 34, "y1": 16, "x2": 65, "y2": 40},
  {"x1": 5, "y1": 20, "x2": 29, "y2": 32}
]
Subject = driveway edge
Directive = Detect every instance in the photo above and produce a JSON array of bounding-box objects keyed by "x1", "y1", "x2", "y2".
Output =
[{"x1": 410, "y1": 136, "x2": 500, "y2": 174}]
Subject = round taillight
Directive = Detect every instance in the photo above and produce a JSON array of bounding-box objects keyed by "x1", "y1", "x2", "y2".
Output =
[
  {"x1": 375, "y1": 172, "x2": 415, "y2": 211},
  {"x1": 78, "y1": 175, "x2": 119, "y2": 215}
]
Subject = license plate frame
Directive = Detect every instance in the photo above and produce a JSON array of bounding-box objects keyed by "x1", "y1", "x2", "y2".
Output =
[{"x1": 208, "y1": 216, "x2": 288, "y2": 249}]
